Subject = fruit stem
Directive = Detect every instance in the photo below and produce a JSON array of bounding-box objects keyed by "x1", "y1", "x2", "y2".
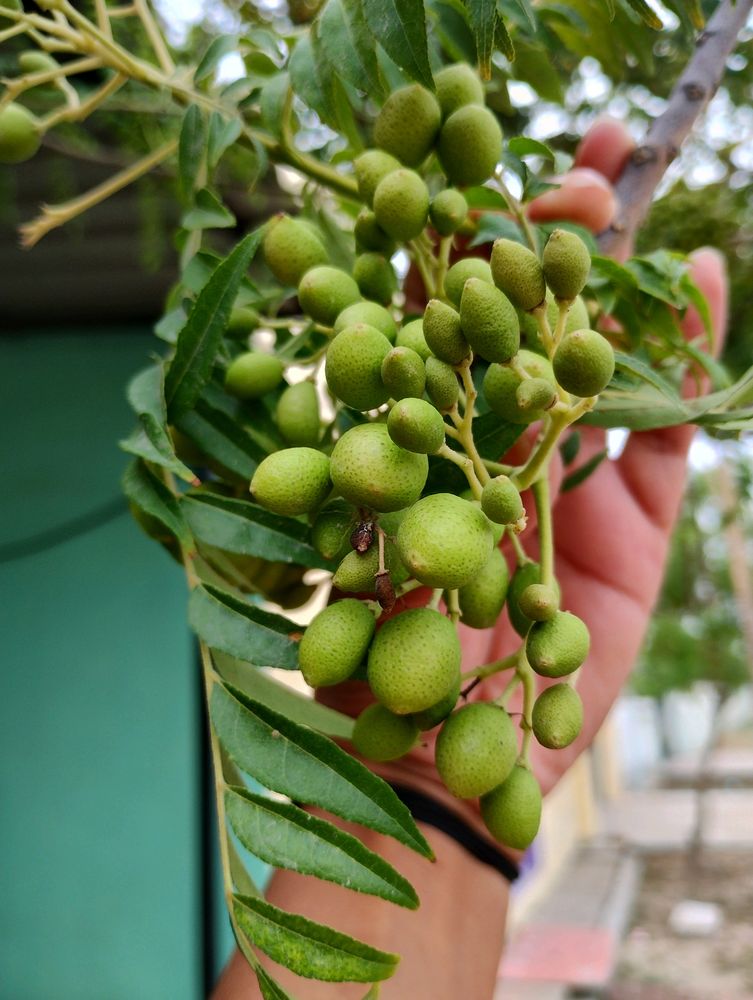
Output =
[
  {"x1": 515, "y1": 646, "x2": 536, "y2": 763},
  {"x1": 132, "y1": 0, "x2": 175, "y2": 74},
  {"x1": 483, "y1": 458, "x2": 514, "y2": 476},
  {"x1": 531, "y1": 476, "x2": 554, "y2": 589},
  {"x1": 495, "y1": 671, "x2": 522, "y2": 709},
  {"x1": 553, "y1": 298, "x2": 573, "y2": 351},
  {"x1": 532, "y1": 303, "x2": 555, "y2": 357},
  {"x1": 447, "y1": 588, "x2": 461, "y2": 625},
  {"x1": 394, "y1": 579, "x2": 423, "y2": 598},
  {"x1": 456, "y1": 359, "x2": 491, "y2": 486},
  {"x1": 492, "y1": 167, "x2": 539, "y2": 256},
  {"x1": 437, "y1": 443, "x2": 483, "y2": 499},
  {"x1": 461, "y1": 650, "x2": 518, "y2": 682},
  {"x1": 408, "y1": 239, "x2": 437, "y2": 299},
  {"x1": 435, "y1": 235, "x2": 453, "y2": 301},
  {"x1": 428, "y1": 588, "x2": 444, "y2": 611},
  {"x1": 507, "y1": 529, "x2": 529, "y2": 567}
]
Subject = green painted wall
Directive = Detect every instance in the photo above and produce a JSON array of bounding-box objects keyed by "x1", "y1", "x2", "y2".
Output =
[{"x1": 0, "y1": 330, "x2": 241, "y2": 998}]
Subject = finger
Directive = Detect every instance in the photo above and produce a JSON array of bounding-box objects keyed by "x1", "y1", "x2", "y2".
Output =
[
  {"x1": 573, "y1": 117, "x2": 636, "y2": 184},
  {"x1": 527, "y1": 168, "x2": 618, "y2": 234}
]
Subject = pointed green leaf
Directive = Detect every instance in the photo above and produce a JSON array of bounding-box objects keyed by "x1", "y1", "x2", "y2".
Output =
[
  {"x1": 494, "y1": 13, "x2": 514, "y2": 61},
  {"x1": 178, "y1": 105, "x2": 207, "y2": 203},
  {"x1": 363, "y1": 0, "x2": 433, "y2": 89},
  {"x1": 585, "y1": 384, "x2": 690, "y2": 429},
  {"x1": 121, "y1": 459, "x2": 191, "y2": 547},
  {"x1": 227, "y1": 835, "x2": 261, "y2": 898},
  {"x1": 319, "y1": 0, "x2": 383, "y2": 97},
  {"x1": 213, "y1": 651, "x2": 355, "y2": 739},
  {"x1": 255, "y1": 967, "x2": 294, "y2": 1000},
  {"x1": 207, "y1": 112, "x2": 242, "y2": 169},
  {"x1": 165, "y1": 231, "x2": 263, "y2": 420},
  {"x1": 465, "y1": 0, "x2": 497, "y2": 77},
  {"x1": 195, "y1": 34, "x2": 239, "y2": 83},
  {"x1": 182, "y1": 188, "x2": 237, "y2": 231},
  {"x1": 613, "y1": 352, "x2": 680, "y2": 398},
  {"x1": 473, "y1": 411, "x2": 525, "y2": 459},
  {"x1": 210, "y1": 682, "x2": 433, "y2": 857},
  {"x1": 622, "y1": 0, "x2": 663, "y2": 30},
  {"x1": 289, "y1": 32, "x2": 338, "y2": 127},
  {"x1": 498, "y1": 0, "x2": 536, "y2": 30},
  {"x1": 260, "y1": 72, "x2": 290, "y2": 136},
  {"x1": 121, "y1": 365, "x2": 198, "y2": 484},
  {"x1": 183, "y1": 492, "x2": 331, "y2": 568},
  {"x1": 226, "y1": 786, "x2": 419, "y2": 908},
  {"x1": 189, "y1": 584, "x2": 301, "y2": 668},
  {"x1": 508, "y1": 137, "x2": 554, "y2": 161},
  {"x1": 173, "y1": 394, "x2": 267, "y2": 481},
  {"x1": 233, "y1": 894, "x2": 399, "y2": 982},
  {"x1": 561, "y1": 449, "x2": 608, "y2": 493}
]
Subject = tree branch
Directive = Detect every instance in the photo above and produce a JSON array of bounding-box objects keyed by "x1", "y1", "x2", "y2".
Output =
[{"x1": 598, "y1": 0, "x2": 753, "y2": 258}]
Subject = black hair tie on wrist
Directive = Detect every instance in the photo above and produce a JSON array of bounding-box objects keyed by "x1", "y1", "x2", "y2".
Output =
[{"x1": 387, "y1": 782, "x2": 520, "y2": 883}]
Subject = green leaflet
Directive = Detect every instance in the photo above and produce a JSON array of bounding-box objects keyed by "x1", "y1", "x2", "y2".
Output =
[
  {"x1": 210, "y1": 682, "x2": 433, "y2": 857},
  {"x1": 363, "y1": 0, "x2": 433, "y2": 89},
  {"x1": 189, "y1": 584, "x2": 301, "y2": 668},
  {"x1": 289, "y1": 32, "x2": 339, "y2": 129},
  {"x1": 121, "y1": 459, "x2": 191, "y2": 548},
  {"x1": 464, "y1": 0, "x2": 497, "y2": 77},
  {"x1": 165, "y1": 230, "x2": 263, "y2": 420},
  {"x1": 227, "y1": 836, "x2": 260, "y2": 898},
  {"x1": 225, "y1": 786, "x2": 419, "y2": 908},
  {"x1": 195, "y1": 34, "x2": 238, "y2": 83},
  {"x1": 561, "y1": 449, "x2": 608, "y2": 492},
  {"x1": 622, "y1": 0, "x2": 663, "y2": 30},
  {"x1": 174, "y1": 395, "x2": 267, "y2": 481},
  {"x1": 319, "y1": 0, "x2": 383, "y2": 97},
  {"x1": 178, "y1": 105, "x2": 207, "y2": 203},
  {"x1": 473, "y1": 410, "x2": 525, "y2": 459},
  {"x1": 613, "y1": 351, "x2": 680, "y2": 398},
  {"x1": 182, "y1": 188, "x2": 237, "y2": 231},
  {"x1": 212, "y1": 651, "x2": 355, "y2": 739},
  {"x1": 183, "y1": 492, "x2": 332, "y2": 569},
  {"x1": 233, "y1": 895, "x2": 399, "y2": 982},
  {"x1": 255, "y1": 967, "x2": 294, "y2": 1000}
]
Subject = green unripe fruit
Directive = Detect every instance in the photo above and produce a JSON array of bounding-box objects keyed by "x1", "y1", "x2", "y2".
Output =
[
  {"x1": 373, "y1": 84, "x2": 441, "y2": 167},
  {"x1": 387, "y1": 397, "x2": 445, "y2": 454},
  {"x1": 262, "y1": 214, "x2": 328, "y2": 287},
  {"x1": 507, "y1": 561, "x2": 543, "y2": 637},
  {"x1": 330, "y1": 423, "x2": 428, "y2": 512},
  {"x1": 19, "y1": 50, "x2": 58, "y2": 74},
  {"x1": 434, "y1": 63, "x2": 484, "y2": 117},
  {"x1": 0, "y1": 102, "x2": 40, "y2": 164},
  {"x1": 481, "y1": 476, "x2": 524, "y2": 526},
  {"x1": 438, "y1": 105, "x2": 503, "y2": 187},
  {"x1": 298, "y1": 266, "x2": 360, "y2": 325},
  {"x1": 444, "y1": 258, "x2": 493, "y2": 307},
  {"x1": 395, "y1": 318, "x2": 432, "y2": 360},
  {"x1": 483, "y1": 350, "x2": 556, "y2": 424},
  {"x1": 352, "y1": 252, "x2": 397, "y2": 305},
  {"x1": 518, "y1": 290, "x2": 589, "y2": 350},
  {"x1": 458, "y1": 548, "x2": 510, "y2": 629},
  {"x1": 335, "y1": 301, "x2": 397, "y2": 342},
  {"x1": 354, "y1": 149, "x2": 401, "y2": 206},
  {"x1": 225, "y1": 351, "x2": 284, "y2": 400},
  {"x1": 518, "y1": 583, "x2": 559, "y2": 622},
  {"x1": 436, "y1": 703, "x2": 517, "y2": 798},
  {"x1": 532, "y1": 683, "x2": 583, "y2": 749},
  {"x1": 325, "y1": 323, "x2": 391, "y2": 411},
  {"x1": 352, "y1": 704, "x2": 419, "y2": 762},
  {"x1": 542, "y1": 228, "x2": 591, "y2": 300},
  {"x1": 226, "y1": 305, "x2": 259, "y2": 336},
  {"x1": 333, "y1": 540, "x2": 408, "y2": 593},
  {"x1": 425, "y1": 357, "x2": 460, "y2": 411},
  {"x1": 311, "y1": 507, "x2": 353, "y2": 561},
  {"x1": 552, "y1": 329, "x2": 615, "y2": 397},
  {"x1": 368, "y1": 608, "x2": 461, "y2": 715},
  {"x1": 526, "y1": 610, "x2": 590, "y2": 677},
  {"x1": 490, "y1": 238, "x2": 546, "y2": 311},
  {"x1": 429, "y1": 188, "x2": 469, "y2": 236},
  {"x1": 397, "y1": 493, "x2": 493, "y2": 589},
  {"x1": 354, "y1": 208, "x2": 395, "y2": 254},
  {"x1": 381, "y1": 346, "x2": 426, "y2": 400},
  {"x1": 298, "y1": 599, "x2": 375, "y2": 687},
  {"x1": 481, "y1": 765, "x2": 542, "y2": 850},
  {"x1": 460, "y1": 278, "x2": 520, "y2": 363},
  {"x1": 251, "y1": 447, "x2": 331, "y2": 516},
  {"x1": 412, "y1": 672, "x2": 461, "y2": 731},
  {"x1": 423, "y1": 299, "x2": 469, "y2": 365},
  {"x1": 373, "y1": 169, "x2": 430, "y2": 243},
  {"x1": 516, "y1": 376, "x2": 557, "y2": 414},
  {"x1": 276, "y1": 381, "x2": 320, "y2": 447}
]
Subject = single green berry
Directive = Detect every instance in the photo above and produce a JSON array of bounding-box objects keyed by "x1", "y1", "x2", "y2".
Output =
[
  {"x1": 507, "y1": 561, "x2": 542, "y2": 637},
  {"x1": 334, "y1": 301, "x2": 397, "y2": 342},
  {"x1": 518, "y1": 290, "x2": 589, "y2": 350},
  {"x1": 250, "y1": 447, "x2": 331, "y2": 516},
  {"x1": 262, "y1": 214, "x2": 328, "y2": 287},
  {"x1": 226, "y1": 305, "x2": 259, "y2": 336},
  {"x1": 542, "y1": 228, "x2": 591, "y2": 300},
  {"x1": 310, "y1": 507, "x2": 354, "y2": 561},
  {"x1": 458, "y1": 547, "x2": 510, "y2": 629},
  {"x1": 397, "y1": 493, "x2": 493, "y2": 589},
  {"x1": 434, "y1": 63, "x2": 484, "y2": 117},
  {"x1": 429, "y1": 188, "x2": 469, "y2": 236},
  {"x1": 352, "y1": 252, "x2": 397, "y2": 305},
  {"x1": 368, "y1": 608, "x2": 461, "y2": 714},
  {"x1": 518, "y1": 583, "x2": 559, "y2": 622},
  {"x1": 354, "y1": 149, "x2": 401, "y2": 206},
  {"x1": 18, "y1": 50, "x2": 58, "y2": 74},
  {"x1": 354, "y1": 208, "x2": 396, "y2": 254},
  {"x1": 298, "y1": 266, "x2": 361, "y2": 325},
  {"x1": 373, "y1": 84, "x2": 442, "y2": 167},
  {"x1": 381, "y1": 346, "x2": 426, "y2": 400},
  {"x1": 490, "y1": 238, "x2": 546, "y2": 311},
  {"x1": 532, "y1": 683, "x2": 583, "y2": 749},
  {"x1": 438, "y1": 105, "x2": 503, "y2": 187},
  {"x1": 373, "y1": 169, "x2": 430, "y2": 243},
  {"x1": 552, "y1": 329, "x2": 615, "y2": 397},
  {"x1": 333, "y1": 540, "x2": 408, "y2": 593},
  {"x1": 412, "y1": 672, "x2": 461, "y2": 731},
  {"x1": 299, "y1": 599, "x2": 375, "y2": 687},
  {"x1": 526, "y1": 610, "x2": 590, "y2": 677},
  {"x1": 352, "y1": 703, "x2": 419, "y2": 762},
  {"x1": 425, "y1": 357, "x2": 460, "y2": 411},
  {"x1": 481, "y1": 476, "x2": 524, "y2": 526},
  {"x1": 436, "y1": 703, "x2": 517, "y2": 798},
  {"x1": 0, "y1": 102, "x2": 40, "y2": 164},
  {"x1": 225, "y1": 351, "x2": 284, "y2": 400},
  {"x1": 516, "y1": 377, "x2": 557, "y2": 414},
  {"x1": 444, "y1": 258, "x2": 493, "y2": 308},
  {"x1": 461, "y1": 489, "x2": 505, "y2": 544},
  {"x1": 276, "y1": 381, "x2": 320, "y2": 448},
  {"x1": 423, "y1": 299, "x2": 469, "y2": 365},
  {"x1": 483, "y1": 350, "x2": 556, "y2": 424},
  {"x1": 481, "y1": 765, "x2": 542, "y2": 850},
  {"x1": 330, "y1": 423, "x2": 428, "y2": 512},
  {"x1": 325, "y1": 323, "x2": 392, "y2": 411},
  {"x1": 395, "y1": 318, "x2": 432, "y2": 360},
  {"x1": 387, "y1": 397, "x2": 446, "y2": 454},
  {"x1": 460, "y1": 277, "x2": 520, "y2": 363}
]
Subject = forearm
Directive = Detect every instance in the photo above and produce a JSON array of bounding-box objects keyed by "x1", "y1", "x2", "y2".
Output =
[{"x1": 213, "y1": 817, "x2": 510, "y2": 1000}]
